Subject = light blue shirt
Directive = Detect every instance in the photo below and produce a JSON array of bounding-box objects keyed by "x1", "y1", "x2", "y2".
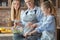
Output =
[
  {"x1": 35, "y1": 15, "x2": 56, "y2": 33},
  {"x1": 20, "y1": 6, "x2": 43, "y2": 25}
]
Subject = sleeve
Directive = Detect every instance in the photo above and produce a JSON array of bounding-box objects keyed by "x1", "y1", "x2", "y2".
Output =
[
  {"x1": 36, "y1": 7, "x2": 43, "y2": 21},
  {"x1": 20, "y1": 10, "x2": 25, "y2": 25},
  {"x1": 20, "y1": 10, "x2": 24, "y2": 21},
  {"x1": 20, "y1": 10, "x2": 28, "y2": 25},
  {"x1": 36, "y1": 7, "x2": 44, "y2": 26},
  {"x1": 35, "y1": 16, "x2": 55, "y2": 33}
]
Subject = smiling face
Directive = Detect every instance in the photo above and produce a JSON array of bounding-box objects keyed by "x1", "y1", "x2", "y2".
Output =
[
  {"x1": 24, "y1": 0, "x2": 34, "y2": 9},
  {"x1": 41, "y1": 5, "x2": 48, "y2": 14},
  {"x1": 41, "y1": 4, "x2": 51, "y2": 15},
  {"x1": 13, "y1": 0, "x2": 20, "y2": 10}
]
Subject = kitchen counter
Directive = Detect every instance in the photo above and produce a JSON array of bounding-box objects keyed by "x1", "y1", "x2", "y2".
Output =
[
  {"x1": 0, "y1": 34, "x2": 13, "y2": 37},
  {"x1": 0, "y1": 34, "x2": 13, "y2": 40}
]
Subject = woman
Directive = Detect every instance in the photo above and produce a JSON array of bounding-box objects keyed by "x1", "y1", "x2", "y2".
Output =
[
  {"x1": 11, "y1": 0, "x2": 21, "y2": 21},
  {"x1": 11, "y1": 0, "x2": 23, "y2": 40}
]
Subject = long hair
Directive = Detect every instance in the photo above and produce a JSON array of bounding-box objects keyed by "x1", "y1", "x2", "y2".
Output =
[
  {"x1": 11, "y1": 0, "x2": 21, "y2": 21},
  {"x1": 41, "y1": 0, "x2": 56, "y2": 17}
]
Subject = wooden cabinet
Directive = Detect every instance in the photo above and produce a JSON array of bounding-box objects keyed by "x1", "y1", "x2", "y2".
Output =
[
  {"x1": 0, "y1": 0, "x2": 59, "y2": 10},
  {"x1": 0, "y1": 0, "x2": 11, "y2": 9},
  {"x1": 0, "y1": 0, "x2": 11, "y2": 27}
]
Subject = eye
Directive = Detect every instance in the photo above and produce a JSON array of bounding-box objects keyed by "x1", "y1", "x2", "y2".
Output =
[
  {"x1": 14, "y1": 3, "x2": 16, "y2": 5},
  {"x1": 17, "y1": 3, "x2": 20, "y2": 5}
]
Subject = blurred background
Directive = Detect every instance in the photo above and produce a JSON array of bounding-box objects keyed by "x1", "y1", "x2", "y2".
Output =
[{"x1": 0, "y1": 0, "x2": 60, "y2": 40}]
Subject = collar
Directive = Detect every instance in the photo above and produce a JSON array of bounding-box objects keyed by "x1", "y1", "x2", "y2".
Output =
[{"x1": 27, "y1": 6, "x2": 37, "y2": 11}]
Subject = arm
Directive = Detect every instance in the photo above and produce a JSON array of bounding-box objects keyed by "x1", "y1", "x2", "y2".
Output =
[
  {"x1": 30, "y1": 8, "x2": 43, "y2": 28},
  {"x1": 35, "y1": 16, "x2": 55, "y2": 33},
  {"x1": 23, "y1": 29, "x2": 37, "y2": 37},
  {"x1": 28, "y1": 16, "x2": 55, "y2": 35},
  {"x1": 11, "y1": 7, "x2": 14, "y2": 21},
  {"x1": 20, "y1": 10, "x2": 28, "y2": 25},
  {"x1": 28, "y1": 30, "x2": 37, "y2": 35}
]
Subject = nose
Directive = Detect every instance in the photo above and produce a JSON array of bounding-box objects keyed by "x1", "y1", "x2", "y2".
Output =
[{"x1": 16, "y1": 4, "x2": 18, "y2": 6}]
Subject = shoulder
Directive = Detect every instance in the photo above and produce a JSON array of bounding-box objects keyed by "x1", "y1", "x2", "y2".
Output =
[
  {"x1": 35, "y1": 6, "x2": 43, "y2": 16},
  {"x1": 21, "y1": 9, "x2": 28, "y2": 15},
  {"x1": 35, "y1": 6, "x2": 41, "y2": 11},
  {"x1": 24, "y1": 9, "x2": 28, "y2": 13},
  {"x1": 47, "y1": 15, "x2": 55, "y2": 21}
]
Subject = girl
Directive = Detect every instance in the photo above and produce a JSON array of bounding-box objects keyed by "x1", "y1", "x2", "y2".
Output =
[{"x1": 25, "y1": 0, "x2": 56, "y2": 40}]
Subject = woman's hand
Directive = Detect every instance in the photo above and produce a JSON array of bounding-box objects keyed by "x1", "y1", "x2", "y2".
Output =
[
  {"x1": 14, "y1": 22, "x2": 17, "y2": 28},
  {"x1": 15, "y1": 22, "x2": 23, "y2": 27},
  {"x1": 13, "y1": 22, "x2": 22, "y2": 28}
]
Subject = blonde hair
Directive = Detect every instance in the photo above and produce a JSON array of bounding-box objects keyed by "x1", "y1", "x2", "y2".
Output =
[
  {"x1": 41, "y1": 0, "x2": 56, "y2": 17},
  {"x1": 11, "y1": 0, "x2": 20, "y2": 21}
]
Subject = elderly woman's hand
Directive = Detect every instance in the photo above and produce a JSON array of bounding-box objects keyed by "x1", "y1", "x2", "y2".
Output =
[
  {"x1": 26, "y1": 22, "x2": 33, "y2": 27},
  {"x1": 23, "y1": 33, "x2": 28, "y2": 38},
  {"x1": 31, "y1": 24, "x2": 37, "y2": 28}
]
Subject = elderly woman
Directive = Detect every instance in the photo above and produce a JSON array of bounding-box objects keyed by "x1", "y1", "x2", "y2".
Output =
[{"x1": 21, "y1": 0, "x2": 43, "y2": 40}]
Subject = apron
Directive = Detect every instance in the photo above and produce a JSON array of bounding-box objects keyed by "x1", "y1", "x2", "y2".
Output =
[
  {"x1": 23, "y1": 10, "x2": 42, "y2": 40},
  {"x1": 23, "y1": 10, "x2": 37, "y2": 23},
  {"x1": 23, "y1": 10, "x2": 37, "y2": 34}
]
